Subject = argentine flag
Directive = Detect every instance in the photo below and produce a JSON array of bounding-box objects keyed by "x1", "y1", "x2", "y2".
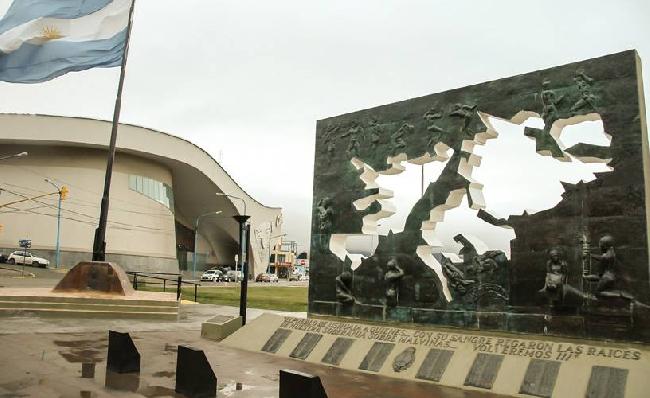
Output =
[{"x1": 0, "y1": 0, "x2": 132, "y2": 83}]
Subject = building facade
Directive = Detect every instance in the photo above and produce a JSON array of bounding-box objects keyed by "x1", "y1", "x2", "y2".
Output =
[{"x1": 0, "y1": 114, "x2": 283, "y2": 276}]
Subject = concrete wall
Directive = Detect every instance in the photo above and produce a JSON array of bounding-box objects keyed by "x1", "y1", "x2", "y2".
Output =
[{"x1": 0, "y1": 144, "x2": 178, "y2": 271}]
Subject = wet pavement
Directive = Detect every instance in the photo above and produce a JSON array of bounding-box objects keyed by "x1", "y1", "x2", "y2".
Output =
[
  {"x1": 0, "y1": 330, "x2": 505, "y2": 398},
  {"x1": 0, "y1": 270, "x2": 503, "y2": 397}
]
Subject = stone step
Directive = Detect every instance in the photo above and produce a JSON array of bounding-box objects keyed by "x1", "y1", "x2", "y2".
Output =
[
  {"x1": 0, "y1": 295, "x2": 179, "y2": 307},
  {"x1": 0, "y1": 300, "x2": 178, "y2": 313},
  {"x1": 0, "y1": 307, "x2": 179, "y2": 321}
]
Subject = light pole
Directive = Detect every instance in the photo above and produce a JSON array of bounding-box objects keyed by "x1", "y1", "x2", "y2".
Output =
[
  {"x1": 193, "y1": 210, "x2": 222, "y2": 278},
  {"x1": 0, "y1": 151, "x2": 28, "y2": 161},
  {"x1": 215, "y1": 192, "x2": 253, "y2": 324},
  {"x1": 45, "y1": 179, "x2": 62, "y2": 268},
  {"x1": 215, "y1": 193, "x2": 246, "y2": 215}
]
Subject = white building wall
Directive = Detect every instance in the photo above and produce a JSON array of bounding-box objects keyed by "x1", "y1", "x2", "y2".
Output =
[{"x1": 0, "y1": 145, "x2": 177, "y2": 268}]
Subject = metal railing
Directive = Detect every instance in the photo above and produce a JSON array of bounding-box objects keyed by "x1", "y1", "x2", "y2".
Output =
[{"x1": 126, "y1": 271, "x2": 201, "y2": 302}]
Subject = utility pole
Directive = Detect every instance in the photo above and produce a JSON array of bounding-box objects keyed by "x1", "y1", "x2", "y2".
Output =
[{"x1": 45, "y1": 179, "x2": 67, "y2": 269}]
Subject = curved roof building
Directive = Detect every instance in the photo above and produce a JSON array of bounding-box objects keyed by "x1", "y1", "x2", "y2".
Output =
[{"x1": 0, "y1": 113, "x2": 283, "y2": 275}]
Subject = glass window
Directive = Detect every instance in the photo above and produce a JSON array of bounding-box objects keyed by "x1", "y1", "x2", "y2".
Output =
[
  {"x1": 128, "y1": 174, "x2": 174, "y2": 212},
  {"x1": 143, "y1": 177, "x2": 152, "y2": 197}
]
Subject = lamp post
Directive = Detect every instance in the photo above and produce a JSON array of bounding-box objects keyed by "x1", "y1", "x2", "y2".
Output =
[
  {"x1": 193, "y1": 210, "x2": 222, "y2": 278},
  {"x1": 44, "y1": 179, "x2": 62, "y2": 268},
  {"x1": 215, "y1": 193, "x2": 251, "y2": 325},
  {"x1": 0, "y1": 151, "x2": 28, "y2": 161}
]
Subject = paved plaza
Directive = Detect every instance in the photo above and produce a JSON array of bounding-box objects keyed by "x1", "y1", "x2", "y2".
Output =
[{"x1": 0, "y1": 269, "x2": 504, "y2": 398}]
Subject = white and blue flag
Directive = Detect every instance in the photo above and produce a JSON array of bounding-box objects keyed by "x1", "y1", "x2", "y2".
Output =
[{"x1": 0, "y1": 0, "x2": 132, "y2": 83}]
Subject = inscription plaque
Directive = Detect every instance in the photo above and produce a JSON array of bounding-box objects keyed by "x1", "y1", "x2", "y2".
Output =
[
  {"x1": 415, "y1": 349, "x2": 454, "y2": 382},
  {"x1": 290, "y1": 333, "x2": 323, "y2": 360},
  {"x1": 358, "y1": 342, "x2": 395, "y2": 372},
  {"x1": 464, "y1": 353, "x2": 504, "y2": 389},
  {"x1": 586, "y1": 366, "x2": 628, "y2": 398},
  {"x1": 321, "y1": 337, "x2": 354, "y2": 366},
  {"x1": 519, "y1": 359, "x2": 561, "y2": 398},
  {"x1": 261, "y1": 328, "x2": 291, "y2": 353}
]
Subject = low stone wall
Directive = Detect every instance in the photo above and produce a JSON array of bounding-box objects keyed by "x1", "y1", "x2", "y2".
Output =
[{"x1": 0, "y1": 248, "x2": 179, "y2": 274}]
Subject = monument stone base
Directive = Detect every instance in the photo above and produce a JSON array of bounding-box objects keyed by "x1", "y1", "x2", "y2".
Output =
[
  {"x1": 222, "y1": 313, "x2": 650, "y2": 398},
  {"x1": 0, "y1": 261, "x2": 179, "y2": 320}
]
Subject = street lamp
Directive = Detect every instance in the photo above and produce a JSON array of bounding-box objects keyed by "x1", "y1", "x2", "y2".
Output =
[
  {"x1": 215, "y1": 193, "x2": 246, "y2": 215},
  {"x1": 215, "y1": 193, "x2": 252, "y2": 325},
  {"x1": 45, "y1": 179, "x2": 62, "y2": 268},
  {"x1": 193, "y1": 210, "x2": 222, "y2": 278},
  {"x1": 0, "y1": 151, "x2": 27, "y2": 161}
]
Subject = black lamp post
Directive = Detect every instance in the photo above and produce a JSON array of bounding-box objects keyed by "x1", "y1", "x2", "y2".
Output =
[{"x1": 233, "y1": 215, "x2": 250, "y2": 325}]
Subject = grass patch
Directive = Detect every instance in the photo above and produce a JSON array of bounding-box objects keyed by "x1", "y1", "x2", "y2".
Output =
[{"x1": 142, "y1": 285, "x2": 308, "y2": 312}]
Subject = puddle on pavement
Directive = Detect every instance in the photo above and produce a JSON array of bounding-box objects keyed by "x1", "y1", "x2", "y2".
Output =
[
  {"x1": 219, "y1": 382, "x2": 252, "y2": 396},
  {"x1": 105, "y1": 370, "x2": 140, "y2": 392},
  {"x1": 152, "y1": 370, "x2": 175, "y2": 378},
  {"x1": 54, "y1": 339, "x2": 107, "y2": 363}
]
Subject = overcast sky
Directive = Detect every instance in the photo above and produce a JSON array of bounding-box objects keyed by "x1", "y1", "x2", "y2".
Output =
[{"x1": 1, "y1": 0, "x2": 649, "y2": 252}]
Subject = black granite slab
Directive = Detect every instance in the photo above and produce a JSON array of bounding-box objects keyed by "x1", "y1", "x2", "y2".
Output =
[
  {"x1": 261, "y1": 329, "x2": 292, "y2": 354},
  {"x1": 464, "y1": 353, "x2": 504, "y2": 389},
  {"x1": 290, "y1": 333, "x2": 323, "y2": 360},
  {"x1": 415, "y1": 349, "x2": 454, "y2": 382},
  {"x1": 358, "y1": 342, "x2": 395, "y2": 372},
  {"x1": 519, "y1": 359, "x2": 562, "y2": 398},
  {"x1": 321, "y1": 337, "x2": 355, "y2": 366},
  {"x1": 586, "y1": 366, "x2": 628, "y2": 398}
]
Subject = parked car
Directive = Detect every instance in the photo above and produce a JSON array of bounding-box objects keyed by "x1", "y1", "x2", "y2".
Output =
[
  {"x1": 226, "y1": 270, "x2": 243, "y2": 282},
  {"x1": 7, "y1": 251, "x2": 49, "y2": 268},
  {"x1": 0, "y1": 252, "x2": 6, "y2": 263},
  {"x1": 256, "y1": 273, "x2": 279, "y2": 283},
  {"x1": 200, "y1": 269, "x2": 224, "y2": 282},
  {"x1": 289, "y1": 272, "x2": 303, "y2": 281}
]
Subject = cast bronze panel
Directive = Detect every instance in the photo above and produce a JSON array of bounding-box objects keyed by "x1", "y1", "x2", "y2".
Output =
[
  {"x1": 261, "y1": 329, "x2": 291, "y2": 354},
  {"x1": 415, "y1": 348, "x2": 454, "y2": 382},
  {"x1": 289, "y1": 333, "x2": 323, "y2": 360},
  {"x1": 586, "y1": 366, "x2": 628, "y2": 398},
  {"x1": 464, "y1": 353, "x2": 504, "y2": 389},
  {"x1": 358, "y1": 342, "x2": 395, "y2": 372},
  {"x1": 321, "y1": 337, "x2": 354, "y2": 366},
  {"x1": 519, "y1": 359, "x2": 561, "y2": 398}
]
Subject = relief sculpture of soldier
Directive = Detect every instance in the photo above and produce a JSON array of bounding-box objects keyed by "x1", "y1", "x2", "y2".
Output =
[
  {"x1": 538, "y1": 248, "x2": 568, "y2": 306},
  {"x1": 570, "y1": 69, "x2": 598, "y2": 115},
  {"x1": 368, "y1": 119, "x2": 382, "y2": 146},
  {"x1": 315, "y1": 197, "x2": 334, "y2": 249},
  {"x1": 583, "y1": 235, "x2": 622, "y2": 297},
  {"x1": 580, "y1": 235, "x2": 650, "y2": 309},
  {"x1": 384, "y1": 257, "x2": 405, "y2": 307},
  {"x1": 336, "y1": 271, "x2": 357, "y2": 305},
  {"x1": 390, "y1": 123, "x2": 411, "y2": 154}
]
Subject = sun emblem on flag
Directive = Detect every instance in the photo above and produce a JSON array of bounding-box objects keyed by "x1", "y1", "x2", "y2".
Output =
[{"x1": 40, "y1": 26, "x2": 64, "y2": 40}]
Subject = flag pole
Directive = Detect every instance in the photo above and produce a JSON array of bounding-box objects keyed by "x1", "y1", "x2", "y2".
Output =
[{"x1": 92, "y1": 0, "x2": 137, "y2": 261}]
